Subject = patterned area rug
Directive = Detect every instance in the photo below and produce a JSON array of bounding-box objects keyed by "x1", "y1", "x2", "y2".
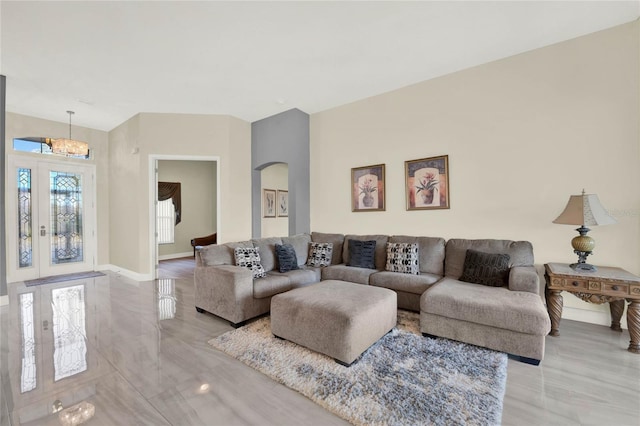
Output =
[
  {"x1": 25, "y1": 271, "x2": 105, "y2": 287},
  {"x1": 209, "y1": 311, "x2": 507, "y2": 426}
]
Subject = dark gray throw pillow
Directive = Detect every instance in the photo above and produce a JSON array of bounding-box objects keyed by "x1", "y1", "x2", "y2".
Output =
[
  {"x1": 459, "y1": 249, "x2": 511, "y2": 287},
  {"x1": 347, "y1": 239, "x2": 377, "y2": 269},
  {"x1": 275, "y1": 243, "x2": 299, "y2": 273}
]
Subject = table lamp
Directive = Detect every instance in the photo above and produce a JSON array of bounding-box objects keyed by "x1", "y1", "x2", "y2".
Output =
[{"x1": 553, "y1": 190, "x2": 616, "y2": 272}]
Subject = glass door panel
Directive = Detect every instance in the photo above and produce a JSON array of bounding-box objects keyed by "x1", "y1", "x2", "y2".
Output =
[
  {"x1": 49, "y1": 171, "x2": 84, "y2": 265},
  {"x1": 38, "y1": 162, "x2": 94, "y2": 278}
]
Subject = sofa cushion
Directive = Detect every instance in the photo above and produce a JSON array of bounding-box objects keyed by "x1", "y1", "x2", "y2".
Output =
[
  {"x1": 343, "y1": 235, "x2": 389, "y2": 269},
  {"x1": 311, "y1": 232, "x2": 345, "y2": 265},
  {"x1": 253, "y1": 273, "x2": 292, "y2": 299},
  {"x1": 307, "y1": 242, "x2": 333, "y2": 267},
  {"x1": 370, "y1": 271, "x2": 441, "y2": 295},
  {"x1": 389, "y1": 235, "x2": 445, "y2": 275},
  {"x1": 421, "y1": 278, "x2": 550, "y2": 335},
  {"x1": 251, "y1": 237, "x2": 282, "y2": 272},
  {"x1": 445, "y1": 239, "x2": 534, "y2": 279},
  {"x1": 321, "y1": 264, "x2": 376, "y2": 285},
  {"x1": 459, "y1": 249, "x2": 510, "y2": 287},
  {"x1": 347, "y1": 240, "x2": 377, "y2": 269},
  {"x1": 275, "y1": 267, "x2": 321, "y2": 288},
  {"x1": 385, "y1": 242, "x2": 419, "y2": 274},
  {"x1": 282, "y1": 234, "x2": 312, "y2": 266},
  {"x1": 234, "y1": 247, "x2": 266, "y2": 279},
  {"x1": 275, "y1": 244, "x2": 299, "y2": 273}
]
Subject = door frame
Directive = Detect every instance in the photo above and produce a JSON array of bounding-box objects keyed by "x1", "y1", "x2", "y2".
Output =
[
  {"x1": 148, "y1": 155, "x2": 220, "y2": 279},
  {"x1": 6, "y1": 155, "x2": 97, "y2": 283}
]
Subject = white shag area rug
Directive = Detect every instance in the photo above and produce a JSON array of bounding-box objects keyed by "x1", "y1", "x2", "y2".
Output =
[{"x1": 209, "y1": 311, "x2": 507, "y2": 426}]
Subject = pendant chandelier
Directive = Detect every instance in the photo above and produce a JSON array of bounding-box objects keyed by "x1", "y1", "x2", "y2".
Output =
[{"x1": 44, "y1": 111, "x2": 90, "y2": 156}]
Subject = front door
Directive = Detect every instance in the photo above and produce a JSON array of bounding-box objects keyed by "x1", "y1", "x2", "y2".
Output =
[{"x1": 7, "y1": 156, "x2": 96, "y2": 282}]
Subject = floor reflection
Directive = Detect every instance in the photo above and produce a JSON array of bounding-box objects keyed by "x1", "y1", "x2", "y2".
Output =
[
  {"x1": 157, "y1": 279, "x2": 176, "y2": 321},
  {"x1": 51, "y1": 285, "x2": 87, "y2": 382},
  {"x1": 2, "y1": 273, "x2": 169, "y2": 425},
  {"x1": 18, "y1": 293, "x2": 36, "y2": 394}
]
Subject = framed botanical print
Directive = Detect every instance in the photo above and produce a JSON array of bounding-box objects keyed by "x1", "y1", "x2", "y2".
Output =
[
  {"x1": 405, "y1": 155, "x2": 450, "y2": 210},
  {"x1": 277, "y1": 190, "x2": 288, "y2": 217},
  {"x1": 263, "y1": 189, "x2": 276, "y2": 218},
  {"x1": 351, "y1": 164, "x2": 385, "y2": 212}
]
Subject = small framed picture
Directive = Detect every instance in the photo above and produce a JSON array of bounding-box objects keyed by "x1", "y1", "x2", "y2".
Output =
[
  {"x1": 405, "y1": 155, "x2": 450, "y2": 210},
  {"x1": 263, "y1": 189, "x2": 276, "y2": 218},
  {"x1": 351, "y1": 164, "x2": 385, "y2": 212},
  {"x1": 277, "y1": 190, "x2": 288, "y2": 217}
]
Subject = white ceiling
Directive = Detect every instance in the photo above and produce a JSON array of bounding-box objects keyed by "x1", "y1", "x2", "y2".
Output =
[{"x1": 1, "y1": 1, "x2": 638, "y2": 132}]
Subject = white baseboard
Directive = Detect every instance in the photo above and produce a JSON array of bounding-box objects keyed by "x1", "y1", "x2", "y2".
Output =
[
  {"x1": 0, "y1": 295, "x2": 8, "y2": 307},
  {"x1": 562, "y1": 306, "x2": 627, "y2": 329},
  {"x1": 158, "y1": 252, "x2": 193, "y2": 261},
  {"x1": 96, "y1": 264, "x2": 153, "y2": 282}
]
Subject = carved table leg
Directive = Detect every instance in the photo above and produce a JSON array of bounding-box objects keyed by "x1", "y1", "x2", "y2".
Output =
[
  {"x1": 627, "y1": 300, "x2": 640, "y2": 354},
  {"x1": 546, "y1": 289, "x2": 563, "y2": 337},
  {"x1": 609, "y1": 299, "x2": 625, "y2": 332}
]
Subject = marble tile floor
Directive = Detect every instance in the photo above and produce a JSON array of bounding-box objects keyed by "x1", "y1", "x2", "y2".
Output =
[{"x1": 1, "y1": 258, "x2": 639, "y2": 425}]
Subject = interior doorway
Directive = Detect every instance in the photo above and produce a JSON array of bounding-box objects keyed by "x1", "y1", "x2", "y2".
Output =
[{"x1": 149, "y1": 155, "x2": 220, "y2": 279}]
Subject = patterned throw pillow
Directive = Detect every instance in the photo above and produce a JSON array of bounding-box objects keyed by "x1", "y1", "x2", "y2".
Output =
[
  {"x1": 459, "y1": 249, "x2": 511, "y2": 287},
  {"x1": 385, "y1": 242, "x2": 419, "y2": 275},
  {"x1": 347, "y1": 240, "x2": 377, "y2": 269},
  {"x1": 275, "y1": 243, "x2": 299, "y2": 273},
  {"x1": 234, "y1": 247, "x2": 266, "y2": 279},
  {"x1": 307, "y1": 242, "x2": 333, "y2": 267}
]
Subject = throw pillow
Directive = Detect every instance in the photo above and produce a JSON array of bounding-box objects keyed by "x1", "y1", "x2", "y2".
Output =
[
  {"x1": 347, "y1": 239, "x2": 377, "y2": 269},
  {"x1": 385, "y1": 242, "x2": 419, "y2": 275},
  {"x1": 234, "y1": 247, "x2": 266, "y2": 279},
  {"x1": 459, "y1": 249, "x2": 511, "y2": 287},
  {"x1": 307, "y1": 242, "x2": 333, "y2": 267},
  {"x1": 275, "y1": 243, "x2": 299, "y2": 273}
]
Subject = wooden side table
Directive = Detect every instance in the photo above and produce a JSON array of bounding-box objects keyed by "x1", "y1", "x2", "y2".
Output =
[{"x1": 544, "y1": 263, "x2": 640, "y2": 354}]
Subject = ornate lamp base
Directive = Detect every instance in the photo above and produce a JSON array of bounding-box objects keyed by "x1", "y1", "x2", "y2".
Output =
[
  {"x1": 570, "y1": 261, "x2": 597, "y2": 272},
  {"x1": 570, "y1": 227, "x2": 597, "y2": 272}
]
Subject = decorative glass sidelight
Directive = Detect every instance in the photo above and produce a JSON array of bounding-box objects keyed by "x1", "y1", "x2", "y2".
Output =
[
  {"x1": 19, "y1": 293, "x2": 37, "y2": 393},
  {"x1": 17, "y1": 168, "x2": 33, "y2": 268},
  {"x1": 50, "y1": 172, "x2": 84, "y2": 264},
  {"x1": 52, "y1": 285, "x2": 87, "y2": 381}
]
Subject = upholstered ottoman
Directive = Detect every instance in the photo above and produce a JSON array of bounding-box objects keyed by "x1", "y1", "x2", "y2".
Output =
[{"x1": 271, "y1": 280, "x2": 397, "y2": 366}]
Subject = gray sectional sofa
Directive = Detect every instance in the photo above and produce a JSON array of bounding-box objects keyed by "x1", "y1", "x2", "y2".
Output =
[{"x1": 194, "y1": 232, "x2": 551, "y2": 364}]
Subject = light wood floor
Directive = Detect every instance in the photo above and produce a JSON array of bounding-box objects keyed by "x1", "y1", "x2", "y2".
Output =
[{"x1": 1, "y1": 258, "x2": 639, "y2": 425}]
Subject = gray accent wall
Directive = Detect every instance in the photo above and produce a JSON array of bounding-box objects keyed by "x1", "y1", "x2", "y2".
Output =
[
  {"x1": 251, "y1": 109, "x2": 310, "y2": 237},
  {"x1": 1, "y1": 75, "x2": 6, "y2": 297}
]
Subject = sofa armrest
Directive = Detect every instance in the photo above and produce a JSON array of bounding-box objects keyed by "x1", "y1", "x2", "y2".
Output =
[
  {"x1": 194, "y1": 264, "x2": 256, "y2": 324},
  {"x1": 196, "y1": 244, "x2": 234, "y2": 267},
  {"x1": 509, "y1": 266, "x2": 540, "y2": 294}
]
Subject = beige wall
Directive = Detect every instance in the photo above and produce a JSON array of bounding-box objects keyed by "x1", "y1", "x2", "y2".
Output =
[
  {"x1": 158, "y1": 160, "x2": 217, "y2": 257},
  {"x1": 261, "y1": 163, "x2": 289, "y2": 237},
  {"x1": 310, "y1": 21, "x2": 639, "y2": 326},
  {"x1": 4, "y1": 112, "x2": 110, "y2": 268},
  {"x1": 109, "y1": 113, "x2": 251, "y2": 276},
  {"x1": 108, "y1": 114, "x2": 142, "y2": 273}
]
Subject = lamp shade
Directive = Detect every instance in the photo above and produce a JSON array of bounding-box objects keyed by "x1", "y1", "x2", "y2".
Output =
[{"x1": 553, "y1": 193, "x2": 616, "y2": 226}]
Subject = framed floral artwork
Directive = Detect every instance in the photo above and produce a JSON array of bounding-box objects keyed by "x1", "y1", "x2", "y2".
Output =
[
  {"x1": 277, "y1": 190, "x2": 288, "y2": 217},
  {"x1": 263, "y1": 189, "x2": 276, "y2": 218},
  {"x1": 351, "y1": 164, "x2": 385, "y2": 212},
  {"x1": 405, "y1": 155, "x2": 450, "y2": 210}
]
